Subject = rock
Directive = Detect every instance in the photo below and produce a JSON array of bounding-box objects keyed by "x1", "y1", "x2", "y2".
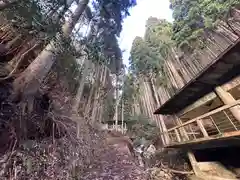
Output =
[
  {"x1": 159, "y1": 170, "x2": 165, "y2": 177},
  {"x1": 147, "y1": 167, "x2": 173, "y2": 180},
  {"x1": 164, "y1": 173, "x2": 171, "y2": 178}
]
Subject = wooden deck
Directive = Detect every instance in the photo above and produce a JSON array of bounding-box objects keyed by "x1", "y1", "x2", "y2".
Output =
[
  {"x1": 154, "y1": 38, "x2": 240, "y2": 115},
  {"x1": 163, "y1": 100, "x2": 240, "y2": 150}
]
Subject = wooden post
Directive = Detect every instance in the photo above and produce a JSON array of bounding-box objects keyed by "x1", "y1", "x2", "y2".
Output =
[
  {"x1": 174, "y1": 129, "x2": 181, "y2": 142},
  {"x1": 214, "y1": 86, "x2": 240, "y2": 122},
  {"x1": 196, "y1": 119, "x2": 209, "y2": 137},
  {"x1": 187, "y1": 151, "x2": 201, "y2": 176}
]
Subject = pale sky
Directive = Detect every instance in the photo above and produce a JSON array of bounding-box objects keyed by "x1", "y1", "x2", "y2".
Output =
[{"x1": 119, "y1": 0, "x2": 173, "y2": 67}]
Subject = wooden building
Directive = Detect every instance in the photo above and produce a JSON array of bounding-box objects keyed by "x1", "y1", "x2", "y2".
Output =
[{"x1": 154, "y1": 33, "x2": 240, "y2": 179}]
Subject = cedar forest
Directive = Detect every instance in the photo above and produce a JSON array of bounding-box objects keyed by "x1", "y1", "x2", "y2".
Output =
[{"x1": 0, "y1": 0, "x2": 239, "y2": 179}]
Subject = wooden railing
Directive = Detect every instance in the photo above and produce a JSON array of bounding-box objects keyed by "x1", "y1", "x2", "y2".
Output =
[
  {"x1": 162, "y1": 100, "x2": 240, "y2": 145},
  {"x1": 107, "y1": 124, "x2": 127, "y2": 134}
]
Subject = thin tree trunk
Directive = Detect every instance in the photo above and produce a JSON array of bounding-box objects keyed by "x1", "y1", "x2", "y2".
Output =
[
  {"x1": 13, "y1": 0, "x2": 89, "y2": 101},
  {"x1": 150, "y1": 78, "x2": 169, "y2": 143},
  {"x1": 121, "y1": 100, "x2": 124, "y2": 134},
  {"x1": 115, "y1": 74, "x2": 119, "y2": 129},
  {"x1": 73, "y1": 56, "x2": 90, "y2": 111},
  {"x1": 83, "y1": 67, "x2": 97, "y2": 118}
]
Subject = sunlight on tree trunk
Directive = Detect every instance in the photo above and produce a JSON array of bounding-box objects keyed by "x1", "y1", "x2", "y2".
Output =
[{"x1": 13, "y1": 0, "x2": 89, "y2": 100}]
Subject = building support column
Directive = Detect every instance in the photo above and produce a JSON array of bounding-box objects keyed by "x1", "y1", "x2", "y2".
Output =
[
  {"x1": 214, "y1": 86, "x2": 240, "y2": 122},
  {"x1": 187, "y1": 151, "x2": 201, "y2": 177}
]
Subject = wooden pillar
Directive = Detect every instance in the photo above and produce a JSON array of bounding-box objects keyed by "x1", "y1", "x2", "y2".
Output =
[
  {"x1": 214, "y1": 86, "x2": 240, "y2": 122},
  {"x1": 187, "y1": 151, "x2": 201, "y2": 176},
  {"x1": 196, "y1": 119, "x2": 209, "y2": 137}
]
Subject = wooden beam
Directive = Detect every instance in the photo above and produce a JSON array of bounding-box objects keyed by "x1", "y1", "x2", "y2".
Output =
[
  {"x1": 154, "y1": 38, "x2": 240, "y2": 115},
  {"x1": 215, "y1": 86, "x2": 240, "y2": 122}
]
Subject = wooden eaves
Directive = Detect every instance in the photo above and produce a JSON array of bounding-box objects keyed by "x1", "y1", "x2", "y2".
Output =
[{"x1": 154, "y1": 38, "x2": 240, "y2": 115}]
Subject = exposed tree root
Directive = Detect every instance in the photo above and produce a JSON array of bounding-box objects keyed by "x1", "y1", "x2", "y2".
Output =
[{"x1": 0, "y1": 42, "x2": 39, "y2": 81}]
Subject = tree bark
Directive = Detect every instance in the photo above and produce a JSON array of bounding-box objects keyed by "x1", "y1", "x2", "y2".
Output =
[
  {"x1": 73, "y1": 56, "x2": 90, "y2": 111},
  {"x1": 115, "y1": 74, "x2": 119, "y2": 129},
  {"x1": 98, "y1": 66, "x2": 108, "y2": 123},
  {"x1": 121, "y1": 100, "x2": 124, "y2": 133},
  {"x1": 53, "y1": 0, "x2": 76, "y2": 22},
  {"x1": 91, "y1": 65, "x2": 102, "y2": 123},
  {"x1": 83, "y1": 66, "x2": 98, "y2": 118},
  {"x1": 13, "y1": 0, "x2": 89, "y2": 101},
  {"x1": 0, "y1": 0, "x2": 17, "y2": 10}
]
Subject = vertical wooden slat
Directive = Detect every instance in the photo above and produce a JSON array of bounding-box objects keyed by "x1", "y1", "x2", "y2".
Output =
[
  {"x1": 223, "y1": 110, "x2": 238, "y2": 130},
  {"x1": 209, "y1": 116, "x2": 221, "y2": 134},
  {"x1": 189, "y1": 124, "x2": 196, "y2": 139}
]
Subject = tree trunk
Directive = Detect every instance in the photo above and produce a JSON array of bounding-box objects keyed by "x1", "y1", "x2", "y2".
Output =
[
  {"x1": 97, "y1": 66, "x2": 108, "y2": 123},
  {"x1": 13, "y1": 0, "x2": 89, "y2": 101},
  {"x1": 150, "y1": 78, "x2": 170, "y2": 144},
  {"x1": 83, "y1": 67, "x2": 97, "y2": 118},
  {"x1": 73, "y1": 56, "x2": 90, "y2": 111},
  {"x1": 0, "y1": 0, "x2": 17, "y2": 10},
  {"x1": 53, "y1": 0, "x2": 75, "y2": 22},
  {"x1": 115, "y1": 74, "x2": 119, "y2": 129},
  {"x1": 91, "y1": 65, "x2": 102, "y2": 123},
  {"x1": 121, "y1": 99, "x2": 124, "y2": 133}
]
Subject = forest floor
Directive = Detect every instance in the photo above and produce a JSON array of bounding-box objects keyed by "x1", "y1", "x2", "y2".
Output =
[
  {"x1": 0, "y1": 79, "x2": 150, "y2": 180},
  {"x1": 0, "y1": 79, "x2": 191, "y2": 180}
]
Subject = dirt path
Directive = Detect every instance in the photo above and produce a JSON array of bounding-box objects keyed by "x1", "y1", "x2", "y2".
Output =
[{"x1": 80, "y1": 142, "x2": 149, "y2": 180}]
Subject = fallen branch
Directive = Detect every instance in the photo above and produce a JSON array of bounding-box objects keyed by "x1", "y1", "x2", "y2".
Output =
[
  {"x1": 160, "y1": 162, "x2": 193, "y2": 175},
  {"x1": 166, "y1": 168, "x2": 194, "y2": 175}
]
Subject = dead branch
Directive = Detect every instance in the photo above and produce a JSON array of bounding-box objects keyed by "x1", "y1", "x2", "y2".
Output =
[
  {"x1": 166, "y1": 168, "x2": 194, "y2": 175},
  {"x1": 161, "y1": 162, "x2": 193, "y2": 175}
]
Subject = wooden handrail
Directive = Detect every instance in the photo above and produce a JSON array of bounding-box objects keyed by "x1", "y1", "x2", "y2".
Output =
[{"x1": 167, "y1": 99, "x2": 240, "y2": 132}]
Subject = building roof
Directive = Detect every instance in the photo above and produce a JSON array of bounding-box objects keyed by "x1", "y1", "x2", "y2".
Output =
[{"x1": 154, "y1": 38, "x2": 240, "y2": 115}]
